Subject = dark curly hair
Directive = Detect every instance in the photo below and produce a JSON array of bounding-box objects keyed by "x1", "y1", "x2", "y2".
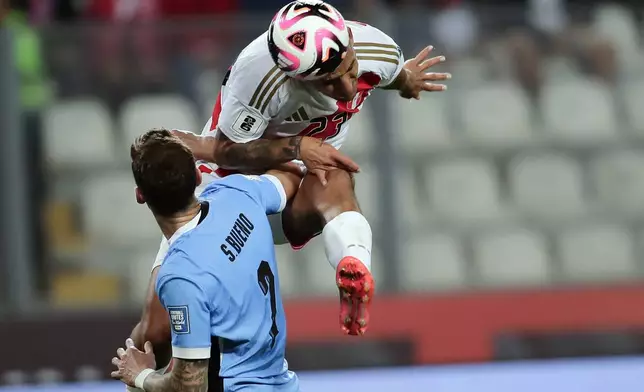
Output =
[{"x1": 130, "y1": 129, "x2": 197, "y2": 216}]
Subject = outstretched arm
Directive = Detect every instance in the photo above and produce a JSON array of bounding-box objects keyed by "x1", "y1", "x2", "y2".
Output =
[
  {"x1": 214, "y1": 132, "x2": 302, "y2": 172},
  {"x1": 383, "y1": 46, "x2": 450, "y2": 99}
]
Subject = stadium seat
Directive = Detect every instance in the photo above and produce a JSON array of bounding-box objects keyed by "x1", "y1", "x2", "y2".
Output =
[
  {"x1": 591, "y1": 150, "x2": 644, "y2": 215},
  {"x1": 400, "y1": 233, "x2": 467, "y2": 291},
  {"x1": 341, "y1": 105, "x2": 375, "y2": 156},
  {"x1": 120, "y1": 95, "x2": 200, "y2": 149},
  {"x1": 51, "y1": 272, "x2": 121, "y2": 307},
  {"x1": 128, "y1": 247, "x2": 161, "y2": 304},
  {"x1": 622, "y1": 79, "x2": 644, "y2": 135},
  {"x1": 449, "y1": 58, "x2": 488, "y2": 87},
  {"x1": 425, "y1": 158, "x2": 503, "y2": 223},
  {"x1": 195, "y1": 69, "x2": 222, "y2": 117},
  {"x1": 396, "y1": 166, "x2": 426, "y2": 226},
  {"x1": 541, "y1": 79, "x2": 618, "y2": 146},
  {"x1": 296, "y1": 237, "x2": 337, "y2": 296},
  {"x1": 392, "y1": 93, "x2": 451, "y2": 153},
  {"x1": 273, "y1": 244, "x2": 299, "y2": 297},
  {"x1": 558, "y1": 224, "x2": 636, "y2": 282},
  {"x1": 462, "y1": 83, "x2": 533, "y2": 148},
  {"x1": 473, "y1": 228, "x2": 551, "y2": 287},
  {"x1": 296, "y1": 236, "x2": 384, "y2": 296},
  {"x1": 44, "y1": 99, "x2": 115, "y2": 167},
  {"x1": 593, "y1": 4, "x2": 641, "y2": 72},
  {"x1": 543, "y1": 57, "x2": 582, "y2": 83},
  {"x1": 353, "y1": 165, "x2": 379, "y2": 223},
  {"x1": 510, "y1": 153, "x2": 585, "y2": 219},
  {"x1": 81, "y1": 172, "x2": 159, "y2": 245}
]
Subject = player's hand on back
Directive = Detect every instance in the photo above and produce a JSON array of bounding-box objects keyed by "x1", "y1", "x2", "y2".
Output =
[
  {"x1": 111, "y1": 338, "x2": 156, "y2": 387},
  {"x1": 399, "y1": 46, "x2": 451, "y2": 100},
  {"x1": 299, "y1": 136, "x2": 360, "y2": 186}
]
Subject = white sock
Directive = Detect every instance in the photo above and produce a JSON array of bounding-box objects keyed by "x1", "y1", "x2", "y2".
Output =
[{"x1": 322, "y1": 211, "x2": 372, "y2": 271}]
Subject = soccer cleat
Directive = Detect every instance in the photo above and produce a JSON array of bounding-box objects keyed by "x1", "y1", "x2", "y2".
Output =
[{"x1": 335, "y1": 256, "x2": 375, "y2": 336}]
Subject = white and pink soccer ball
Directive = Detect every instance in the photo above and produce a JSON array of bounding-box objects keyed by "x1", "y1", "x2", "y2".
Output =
[{"x1": 267, "y1": 0, "x2": 350, "y2": 80}]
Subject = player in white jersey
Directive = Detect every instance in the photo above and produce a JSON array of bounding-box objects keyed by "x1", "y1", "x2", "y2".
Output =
[
  {"x1": 129, "y1": 1, "x2": 449, "y2": 362},
  {"x1": 173, "y1": 0, "x2": 450, "y2": 336}
]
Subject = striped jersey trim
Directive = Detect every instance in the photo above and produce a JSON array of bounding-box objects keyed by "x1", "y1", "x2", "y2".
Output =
[
  {"x1": 261, "y1": 75, "x2": 288, "y2": 113},
  {"x1": 356, "y1": 55, "x2": 399, "y2": 65},
  {"x1": 249, "y1": 65, "x2": 282, "y2": 110},
  {"x1": 355, "y1": 48, "x2": 399, "y2": 56},
  {"x1": 354, "y1": 42, "x2": 399, "y2": 50}
]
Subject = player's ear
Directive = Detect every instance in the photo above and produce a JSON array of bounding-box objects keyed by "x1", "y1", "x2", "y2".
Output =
[
  {"x1": 135, "y1": 187, "x2": 146, "y2": 205},
  {"x1": 195, "y1": 167, "x2": 202, "y2": 187}
]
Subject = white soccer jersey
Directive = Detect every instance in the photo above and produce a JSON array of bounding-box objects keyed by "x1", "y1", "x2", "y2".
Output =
[{"x1": 201, "y1": 21, "x2": 404, "y2": 166}]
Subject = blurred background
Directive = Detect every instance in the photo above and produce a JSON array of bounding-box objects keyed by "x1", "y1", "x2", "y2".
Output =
[{"x1": 2, "y1": 0, "x2": 644, "y2": 390}]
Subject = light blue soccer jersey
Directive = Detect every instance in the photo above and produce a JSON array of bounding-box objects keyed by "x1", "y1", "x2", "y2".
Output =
[{"x1": 156, "y1": 174, "x2": 299, "y2": 391}]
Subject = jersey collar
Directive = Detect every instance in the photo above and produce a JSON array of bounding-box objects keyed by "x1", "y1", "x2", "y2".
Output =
[{"x1": 167, "y1": 211, "x2": 202, "y2": 246}]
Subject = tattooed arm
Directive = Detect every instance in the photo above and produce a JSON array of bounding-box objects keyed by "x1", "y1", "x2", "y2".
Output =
[
  {"x1": 214, "y1": 131, "x2": 302, "y2": 171},
  {"x1": 214, "y1": 131, "x2": 359, "y2": 177},
  {"x1": 142, "y1": 358, "x2": 209, "y2": 392}
]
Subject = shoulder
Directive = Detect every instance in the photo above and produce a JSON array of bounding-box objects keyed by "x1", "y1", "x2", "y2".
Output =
[
  {"x1": 226, "y1": 32, "x2": 291, "y2": 114},
  {"x1": 349, "y1": 21, "x2": 403, "y2": 84},
  {"x1": 348, "y1": 20, "x2": 400, "y2": 49}
]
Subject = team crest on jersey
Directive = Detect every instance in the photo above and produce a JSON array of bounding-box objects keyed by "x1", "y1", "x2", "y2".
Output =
[{"x1": 168, "y1": 306, "x2": 190, "y2": 334}]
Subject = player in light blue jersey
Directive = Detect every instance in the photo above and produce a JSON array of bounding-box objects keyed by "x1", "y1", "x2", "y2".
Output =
[{"x1": 111, "y1": 129, "x2": 302, "y2": 392}]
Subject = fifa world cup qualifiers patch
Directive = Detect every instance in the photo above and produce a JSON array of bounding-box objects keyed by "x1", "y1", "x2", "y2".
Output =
[
  {"x1": 168, "y1": 306, "x2": 190, "y2": 334},
  {"x1": 232, "y1": 110, "x2": 264, "y2": 137}
]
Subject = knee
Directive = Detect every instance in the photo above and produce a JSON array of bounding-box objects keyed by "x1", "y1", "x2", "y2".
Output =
[
  {"x1": 315, "y1": 169, "x2": 359, "y2": 220},
  {"x1": 325, "y1": 168, "x2": 355, "y2": 190}
]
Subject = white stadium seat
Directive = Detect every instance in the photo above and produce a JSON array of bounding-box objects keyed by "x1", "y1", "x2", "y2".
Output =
[
  {"x1": 353, "y1": 165, "x2": 379, "y2": 223},
  {"x1": 340, "y1": 105, "x2": 375, "y2": 156},
  {"x1": 400, "y1": 233, "x2": 467, "y2": 291},
  {"x1": 396, "y1": 166, "x2": 426, "y2": 226},
  {"x1": 591, "y1": 150, "x2": 644, "y2": 215},
  {"x1": 393, "y1": 93, "x2": 451, "y2": 153},
  {"x1": 195, "y1": 69, "x2": 222, "y2": 117},
  {"x1": 296, "y1": 235, "x2": 384, "y2": 296},
  {"x1": 558, "y1": 224, "x2": 636, "y2": 282},
  {"x1": 81, "y1": 172, "x2": 159, "y2": 245},
  {"x1": 462, "y1": 83, "x2": 533, "y2": 148},
  {"x1": 474, "y1": 228, "x2": 551, "y2": 287},
  {"x1": 44, "y1": 99, "x2": 115, "y2": 167},
  {"x1": 622, "y1": 79, "x2": 644, "y2": 135},
  {"x1": 296, "y1": 237, "x2": 337, "y2": 296},
  {"x1": 425, "y1": 158, "x2": 503, "y2": 223},
  {"x1": 541, "y1": 79, "x2": 618, "y2": 145},
  {"x1": 593, "y1": 4, "x2": 641, "y2": 72},
  {"x1": 120, "y1": 95, "x2": 200, "y2": 148},
  {"x1": 128, "y1": 247, "x2": 162, "y2": 304},
  {"x1": 510, "y1": 153, "x2": 585, "y2": 218},
  {"x1": 273, "y1": 244, "x2": 299, "y2": 297}
]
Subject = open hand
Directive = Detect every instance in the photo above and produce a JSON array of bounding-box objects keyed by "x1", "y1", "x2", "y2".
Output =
[
  {"x1": 111, "y1": 339, "x2": 156, "y2": 387},
  {"x1": 399, "y1": 46, "x2": 451, "y2": 100},
  {"x1": 299, "y1": 137, "x2": 360, "y2": 186}
]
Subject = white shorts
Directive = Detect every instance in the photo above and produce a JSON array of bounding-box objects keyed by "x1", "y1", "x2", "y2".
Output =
[{"x1": 151, "y1": 161, "x2": 289, "y2": 271}]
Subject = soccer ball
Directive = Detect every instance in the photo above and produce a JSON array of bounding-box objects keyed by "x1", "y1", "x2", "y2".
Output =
[{"x1": 267, "y1": 0, "x2": 350, "y2": 80}]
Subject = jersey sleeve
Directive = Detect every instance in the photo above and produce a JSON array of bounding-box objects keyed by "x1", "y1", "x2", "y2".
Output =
[
  {"x1": 352, "y1": 23, "x2": 405, "y2": 87},
  {"x1": 157, "y1": 268, "x2": 212, "y2": 360},
  {"x1": 202, "y1": 174, "x2": 287, "y2": 215},
  {"x1": 217, "y1": 49, "x2": 287, "y2": 143}
]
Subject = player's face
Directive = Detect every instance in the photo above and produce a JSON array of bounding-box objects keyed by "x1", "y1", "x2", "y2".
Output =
[{"x1": 311, "y1": 45, "x2": 359, "y2": 102}]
